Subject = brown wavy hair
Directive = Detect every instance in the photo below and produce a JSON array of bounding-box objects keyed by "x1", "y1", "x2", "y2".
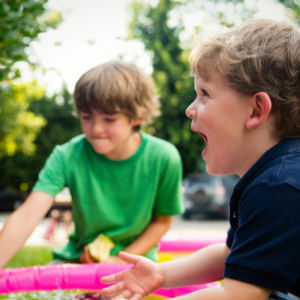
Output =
[
  {"x1": 74, "y1": 60, "x2": 160, "y2": 131},
  {"x1": 189, "y1": 19, "x2": 300, "y2": 139}
]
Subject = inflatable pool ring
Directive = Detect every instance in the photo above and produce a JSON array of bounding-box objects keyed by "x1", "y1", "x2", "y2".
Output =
[
  {"x1": 0, "y1": 234, "x2": 225, "y2": 295},
  {"x1": 157, "y1": 233, "x2": 226, "y2": 262},
  {"x1": 158, "y1": 233, "x2": 226, "y2": 252},
  {"x1": 0, "y1": 263, "x2": 221, "y2": 296}
]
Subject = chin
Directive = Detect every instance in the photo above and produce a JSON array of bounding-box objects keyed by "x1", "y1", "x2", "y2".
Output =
[
  {"x1": 207, "y1": 166, "x2": 231, "y2": 176},
  {"x1": 89, "y1": 142, "x2": 110, "y2": 154},
  {"x1": 206, "y1": 165, "x2": 222, "y2": 176},
  {"x1": 91, "y1": 146, "x2": 109, "y2": 155},
  {"x1": 206, "y1": 168, "x2": 218, "y2": 175}
]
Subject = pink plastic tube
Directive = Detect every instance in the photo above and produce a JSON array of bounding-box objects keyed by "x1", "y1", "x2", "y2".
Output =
[
  {"x1": 0, "y1": 263, "x2": 221, "y2": 296},
  {"x1": 158, "y1": 233, "x2": 226, "y2": 252}
]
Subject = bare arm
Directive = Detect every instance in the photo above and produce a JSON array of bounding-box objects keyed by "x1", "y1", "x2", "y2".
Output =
[
  {"x1": 124, "y1": 215, "x2": 173, "y2": 255},
  {"x1": 101, "y1": 245, "x2": 271, "y2": 300},
  {"x1": 81, "y1": 215, "x2": 173, "y2": 264},
  {"x1": 163, "y1": 244, "x2": 271, "y2": 300},
  {"x1": 161, "y1": 243, "x2": 230, "y2": 287},
  {"x1": 0, "y1": 191, "x2": 54, "y2": 268},
  {"x1": 162, "y1": 244, "x2": 271, "y2": 299},
  {"x1": 163, "y1": 278, "x2": 270, "y2": 300}
]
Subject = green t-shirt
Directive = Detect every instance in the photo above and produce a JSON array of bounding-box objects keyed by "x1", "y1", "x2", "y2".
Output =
[{"x1": 33, "y1": 131, "x2": 184, "y2": 262}]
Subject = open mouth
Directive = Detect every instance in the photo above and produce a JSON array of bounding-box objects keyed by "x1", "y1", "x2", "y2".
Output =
[{"x1": 197, "y1": 131, "x2": 207, "y2": 143}]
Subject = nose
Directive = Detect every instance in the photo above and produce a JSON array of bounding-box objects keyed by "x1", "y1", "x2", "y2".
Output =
[
  {"x1": 91, "y1": 118, "x2": 104, "y2": 135},
  {"x1": 186, "y1": 101, "x2": 197, "y2": 119}
]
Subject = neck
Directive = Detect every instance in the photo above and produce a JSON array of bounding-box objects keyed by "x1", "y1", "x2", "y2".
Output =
[
  {"x1": 237, "y1": 132, "x2": 281, "y2": 178},
  {"x1": 105, "y1": 132, "x2": 142, "y2": 160}
]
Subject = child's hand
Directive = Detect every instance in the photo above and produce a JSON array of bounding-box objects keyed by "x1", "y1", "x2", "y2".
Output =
[
  {"x1": 100, "y1": 251, "x2": 164, "y2": 300},
  {"x1": 80, "y1": 246, "x2": 127, "y2": 264},
  {"x1": 102, "y1": 255, "x2": 128, "y2": 264},
  {"x1": 80, "y1": 245, "x2": 97, "y2": 263}
]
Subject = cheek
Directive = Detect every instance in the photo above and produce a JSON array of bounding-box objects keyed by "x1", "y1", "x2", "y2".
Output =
[
  {"x1": 80, "y1": 121, "x2": 90, "y2": 134},
  {"x1": 105, "y1": 123, "x2": 122, "y2": 138},
  {"x1": 111, "y1": 121, "x2": 131, "y2": 135}
]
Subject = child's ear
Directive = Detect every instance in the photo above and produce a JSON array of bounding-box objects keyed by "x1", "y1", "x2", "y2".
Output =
[
  {"x1": 246, "y1": 92, "x2": 272, "y2": 129},
  {"x1": 131, "y1": 118, "x2": 143, "y2": 127}
]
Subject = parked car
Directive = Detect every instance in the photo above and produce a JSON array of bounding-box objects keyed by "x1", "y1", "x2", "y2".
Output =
[
  {"x1": 0, "y1": 189, "x2": 25, "y2": 212},
  {"x1": 182, "y1": 172, "x2": 239, "y2": 219}
]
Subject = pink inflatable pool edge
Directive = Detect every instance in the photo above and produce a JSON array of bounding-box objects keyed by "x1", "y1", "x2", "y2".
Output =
[
  {"x1": 0, "y1": 263, "x2": 221, "y2": 296},
  {"x1": 158, "y1": 233, "x2": 226, "y2": 252},
  {"x1": 0, "y1": 234, "x2": 226, "y2": 296}
]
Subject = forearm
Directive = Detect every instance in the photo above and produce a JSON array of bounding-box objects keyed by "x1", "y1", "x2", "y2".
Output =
[
  {"x1": 160, "y1": 243, "x2": 229, "y2": 288},
  {"x1": 0, "y1": 211, "x2": 36, "y2": 268},
  {"x1": 169, "y1": 286, "x2": 231, "y2": 300},
  {"x1": 164, "y1": 278, "x2": 271, "y2": 300},
  {"x1": 123, "y1": 216, "x2": 173, "y2": 256},
  {"x1": 0, "y1": 191, "x2": 53, "y2": 268}
]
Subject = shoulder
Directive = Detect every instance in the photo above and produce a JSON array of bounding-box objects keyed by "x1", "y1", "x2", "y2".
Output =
[
  {"x1": 51, "y1": 134, "x2": 88, "y2": 160},
  {"x1": 54, "y1": 134, "x2": 86, "y2": 152},
  {"x1": 238, "y1": 151, "x2": 300, "y2": 218},
  {"x1": 142, "y1": 132, "x2": 181, "y2": 161},
  {"x1": 239, "y1": 174, "x2": 300, "y2": 224},
  {"x1": 244, "y1": 151, "x2": 300, "y2": 199},
  {"x1": 277, "y1": 150, "x2": 300, "y2": 189}
]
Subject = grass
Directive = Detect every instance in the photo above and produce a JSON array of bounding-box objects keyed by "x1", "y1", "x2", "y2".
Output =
[{"x1": 5, "y1": 246, "x2": 54, "y2": 268}]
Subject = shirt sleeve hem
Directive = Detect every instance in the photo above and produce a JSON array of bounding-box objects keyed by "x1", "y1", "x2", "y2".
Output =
[
  {"x1": 224, "y1": 263, "x2": 292, "y2": 294},
  {"x1": 226, "y1": 228, "x2": 234, "y2": 248},
  {"x1": 154, "y1": 208, "x2": 185, "y2": 216},
  {"x1": 32, "y1": 186, "x2": 59, "y2": 198}
]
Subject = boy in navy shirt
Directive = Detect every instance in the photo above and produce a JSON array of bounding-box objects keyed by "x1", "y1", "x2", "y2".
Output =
[{"x1": 100, "y1": 19, "x2": 300, "y2": 300}]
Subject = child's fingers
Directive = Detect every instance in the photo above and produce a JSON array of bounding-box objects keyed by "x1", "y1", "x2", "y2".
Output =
[
  {"x1": 80, "y1": 247, "x2": 90, "y2": 263},
  {"x1": 80, "y1": 246, "x2": 95, "y2": 264},
  {"x1": 121, "y1": 290, "x2": 133, "y2": 299},
  {"x1": 114, "y1": 292, "x2": 141, "y2": 300},
  {"x1": 100, "y1": 282, "x2": 126, "y2": 295},
  {"x1": 118, "y1": 251, "x2": 141, "y2": 265},
  {"x1": 85, "y1": 246, "x2": 96, "y2": 263},
  {"x1": 101, "y1": 271, "x2": 124, "y2": 283},
  {"x1": 129, "y1": 294, "x2": 142, "y2": 300}
]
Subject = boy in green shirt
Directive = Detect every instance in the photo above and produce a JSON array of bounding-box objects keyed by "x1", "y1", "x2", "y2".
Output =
[{"x1": 0, "y1": 60, "x2": 184, "y2": 267}]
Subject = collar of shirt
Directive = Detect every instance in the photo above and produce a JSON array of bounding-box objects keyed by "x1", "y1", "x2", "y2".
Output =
[
  {"x1": 235, "y1": 138, "x2": 300, "y2": 192},
  {"x1": 229, "y1": 138, "x2": 300, "y2": 231}
]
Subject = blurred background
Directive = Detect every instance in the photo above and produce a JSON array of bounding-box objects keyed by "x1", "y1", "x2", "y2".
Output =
[{"x1": 1, "y1": 0, "x2": 300, "y2": 264}]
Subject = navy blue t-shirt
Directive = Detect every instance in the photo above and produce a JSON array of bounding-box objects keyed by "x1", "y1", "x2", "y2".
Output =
[{"x1": 225, "y1": 138, "x2": 300, "y2": 296}]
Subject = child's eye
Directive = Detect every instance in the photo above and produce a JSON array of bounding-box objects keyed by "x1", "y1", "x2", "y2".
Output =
[
  {"x1": 105, "y1": 118, "x2": 116, "y2": 123},
  {"x1": 201, "y1": 89, "x2": 209, "y2": 97},
  {"x1": 81, "y1": 115, "x2": 91, "y2": 120}
]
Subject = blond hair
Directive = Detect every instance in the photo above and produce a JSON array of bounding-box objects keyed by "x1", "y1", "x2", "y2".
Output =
[
  {"x1": 74, "y1": 60, "x2": 160, "y2": 131},
  {"x1": 189, "y1": 19, "x2": 300, "y2": 139}
]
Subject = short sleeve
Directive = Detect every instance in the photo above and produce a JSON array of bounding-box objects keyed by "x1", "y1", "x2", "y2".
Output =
[
  {"x1": 226, "y1": 227, "x2": 234, "y2": 249},
  {"x1": 224, "y1": 182, "x2": 300, "y2": 293},
  {"x1": 32, "y1": 146, "x2": 67, "y2": 196},
  {"x1": 153, "y1": 147, "x2": 184, "y2": 216}
]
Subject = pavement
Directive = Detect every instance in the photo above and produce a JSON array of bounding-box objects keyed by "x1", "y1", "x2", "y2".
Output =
[{"x1": 0, "y1": 212, "x2": 230, "y2": 247}]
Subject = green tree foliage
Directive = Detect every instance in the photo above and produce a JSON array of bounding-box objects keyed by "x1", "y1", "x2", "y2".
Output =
[
  {"x1": 0, "y1": 87, "x2": 81, "y2": 192},
  {"x1": 0, "y1": 0, "x2": 62, "y2": 158},
  {"x1": 127, "y1": 0, "x2": 254, "y2": 175},
  {"x1": 0, "y1": 80, "x2": 47, "y2": 158},
  {"x1": 278, "y1": 0, "x2": 300, "y2": 22},
  {"x1": 128, "y1": 0, "x2": 204, "y2": 175}
]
